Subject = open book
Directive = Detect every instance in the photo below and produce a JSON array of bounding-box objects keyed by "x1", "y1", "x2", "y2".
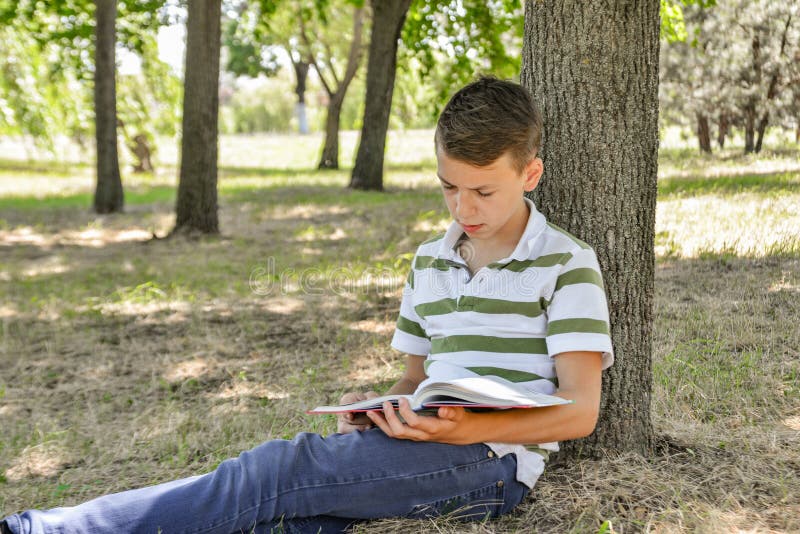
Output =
[{"x1": 308, "y1": 375, "x2": 572, "y2": 414}]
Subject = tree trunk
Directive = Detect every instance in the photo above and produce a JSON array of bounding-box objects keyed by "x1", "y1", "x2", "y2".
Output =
[
  {"x1": 744, "y1": 102, "x2": 756, "y2": 154},
  {"x1": 522, "y1": 0, "x2": 659, "y2": 458},
  {"x1": 293, "y1": 60, "x2": 310, "y2": 135},
  {"x1": 318, "y1": 93, "x2": 345, "y2": 169},
  {"x1": 717, "y1": 113, "x2": 728, "y2": 149},
  {"x1": 174, "y1": 0, "x2": 222, "y2": 235},
  {"x1": 313, "y1": 6, "x2": 365, "y2": 170},
  {"x1": 349, "y1": 0, "x2": 411, "y2": 191},
  {"x1": 93, "y1": 0, "x2": 123, "y2": 214},
  {"x1": 696, "y1": 113, "x2": 712, "y2": 153},
  {"x1": 754, "y1": 111, "x2": 769, "y2": 153}
]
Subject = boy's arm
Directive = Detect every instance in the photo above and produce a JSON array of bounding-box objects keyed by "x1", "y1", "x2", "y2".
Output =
[
  {"x1": 366, "y1": 350, "x2": 603, "y2": 445},
  {"x1": 383, "y1": 353, "x2": 427, "y2": 395},
  {"x1": 337, "y1": 354, "x2": 426, "y2": 433}
]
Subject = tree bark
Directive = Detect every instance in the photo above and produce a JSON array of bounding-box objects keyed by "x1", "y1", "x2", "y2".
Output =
[
  {"x1": 93, "y1": 0, "x2": 123, "y2": 214},
  {"x1": 744, "y1": 102, "x2": 756, "y2": 154},
  {"x1": 755, "y1": 111, "x2": 769, "y2": 153},
  {"x1": 522, "y1": 0, "x2": 659, "y2": 458},
  {"x1": 293, "y1": 60, "x2": 310, "y2": 134},
  {"x1": 319, "y1": 93, "x2": 345, "y2": 169},
  {"x1": 174, "y1": 0, "x2": 222, "y2": 235},
  {"x1": 696, "y1": 113, "x2": 712, "y2": 153},
  {"x1": 349, "y1": 0, "x2": 411, "y2": 190},
  {"x1": 717, "y1": 113, "x2": 728, "y2": 149}
]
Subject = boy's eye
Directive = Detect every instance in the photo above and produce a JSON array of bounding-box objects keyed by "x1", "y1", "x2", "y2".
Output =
[
  {"x1": 477, "y1": 191, "x2": 494, "y2": 198},
  {"x1": 442, "y1": 184, "x2": 456, "y2": 190}
]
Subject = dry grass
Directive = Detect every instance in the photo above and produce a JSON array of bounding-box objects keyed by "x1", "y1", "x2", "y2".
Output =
[{"x1": 1, "y1": 136, "x2": 799, "y2": 533}]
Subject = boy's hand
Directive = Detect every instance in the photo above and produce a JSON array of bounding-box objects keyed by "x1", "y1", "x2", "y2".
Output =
[
  {"x1": 366, "y1": 398, "x2": 473, "y2": 445},
  {"x1": 336, "y1": 391, "x2": 380, "y2": 434}
]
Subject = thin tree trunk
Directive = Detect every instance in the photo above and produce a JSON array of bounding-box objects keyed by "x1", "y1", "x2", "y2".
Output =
[
  {"x1": 293, "y1": 60, "x2": 310, "y2": 135},
  {"x1": 755, "y1": 111, "x2": 769, "y2": 153},
  {"x1": 349, "y1": 0, "x2": 411, "y2": 190},
  {"x1": 174, "y1": 0, "x2": 222, "y2": 235},
  {"x1": 522, "y1": 0, "x2": 659, "y2": 458},
  {"x1": 93, "y1": 0, "x2": 123, "y2": 214},
  {"x1": 696, "y1": 113, "x2": 712, "y2": 153},
  {"x1": 310, "y1": 6, "x2": 365, "y2": 170},
  {"x1": 319, "y1": 93, "x2": 345, "y2": 169},
  {"x1": 717, "y1": 113, "x2": 728, "y2": 149},
  {"x1": 744, "y1": 102, "x2": 756, "y2": 154}
]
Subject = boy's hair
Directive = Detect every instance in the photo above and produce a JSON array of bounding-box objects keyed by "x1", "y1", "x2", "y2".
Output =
[{"x1": 435, "y1": 77, "x2": 542, "y2": 172}]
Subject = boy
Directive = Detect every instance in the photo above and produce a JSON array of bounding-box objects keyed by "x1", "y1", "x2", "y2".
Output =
[{"x1": 2, "y1": 77, "x2": 613, "y2": 534}]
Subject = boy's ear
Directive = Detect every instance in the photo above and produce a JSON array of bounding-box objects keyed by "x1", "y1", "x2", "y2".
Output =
[{"x1": 523, "y1": 157, "x2": 544, "y2": 192}]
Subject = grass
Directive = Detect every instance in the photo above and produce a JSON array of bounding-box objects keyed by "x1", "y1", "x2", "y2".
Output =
[{"x1": 1, "y1": 132, "x2": 799, "y2": 532}]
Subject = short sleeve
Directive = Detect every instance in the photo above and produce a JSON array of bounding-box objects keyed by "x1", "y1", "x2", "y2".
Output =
[
  {"x1": 545, "y1": 247, "x2": 614, "y2": 369},
  {"x1": 390, "y1": 256, "x2": 431, "y2": 356}
]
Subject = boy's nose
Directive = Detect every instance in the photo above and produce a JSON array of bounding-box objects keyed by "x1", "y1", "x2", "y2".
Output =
[{"x1": 456, "y1": 193, "x2": 476, "y2": 219}]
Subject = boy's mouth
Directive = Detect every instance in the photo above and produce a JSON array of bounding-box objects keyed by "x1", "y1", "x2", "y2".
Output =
[{"x1": 461, "y1": 223, "x2": 483, "y2": 233}]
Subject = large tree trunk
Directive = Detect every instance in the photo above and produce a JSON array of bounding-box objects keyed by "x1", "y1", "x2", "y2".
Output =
[
  {"x1": 522, "y1": 0, "x2": 659, "y2": 458},
  {"x1": 318, "y1": 93, "x2": 345, "y2": 169},
  {"x1": 93, "y1": 0, "x2": 123, "y2": 214},
  {"x1": 174, "y1": 0, "x2": 222, "y2": 235},
  {"x1": 348, "y1": 0, "x2": 411, "y2": 190},
  {"x1": 755, "y1": 111, "x2": 769, "y2": 153},
  {"x1": 696, "y1": 113, "x2": 712, "y2": 153}
]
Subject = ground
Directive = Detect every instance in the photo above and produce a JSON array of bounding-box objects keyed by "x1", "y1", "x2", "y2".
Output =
[{"x1": 0, "y1": 131, "x2": 799, "y2": 533}]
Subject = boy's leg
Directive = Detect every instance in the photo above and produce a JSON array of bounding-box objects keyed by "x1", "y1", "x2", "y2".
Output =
[{"x1": 4, "y1": 429, "x2": 528, "y2": 534}]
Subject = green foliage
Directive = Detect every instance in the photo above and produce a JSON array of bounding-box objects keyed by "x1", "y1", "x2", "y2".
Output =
[
  {"x1": 0, "y1": 1, "x2": 177, "y2": 155},
  {"x1": 223, "y1": 3, "x2": 281, "y2": 78},
  {"x1": 660, "y1": 0, "x2": 716, "y2": 43},
  {"x1": 0, "y1": 0, "x2": 166, "y2": 77},
  {"x1": 0, "y1": 24, "x2": 92, "y2": 150},
  {"x1": 400, "y1": 0, "x2": 522, "y2": 116}
]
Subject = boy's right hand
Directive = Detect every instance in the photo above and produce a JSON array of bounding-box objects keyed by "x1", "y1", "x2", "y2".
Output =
[{"x1": 337, "y1": 391, "x2": 379, "y2": 434}]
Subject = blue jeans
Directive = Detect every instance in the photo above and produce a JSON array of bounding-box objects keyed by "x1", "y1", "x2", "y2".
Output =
[{"x1": 4, "y1": 429, "x2": 530, "y2": 534}]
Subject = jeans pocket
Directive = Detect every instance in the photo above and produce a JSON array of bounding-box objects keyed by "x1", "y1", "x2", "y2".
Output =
[{"x1": 408, "y1": 481, "x2": 506, "y2": 522}]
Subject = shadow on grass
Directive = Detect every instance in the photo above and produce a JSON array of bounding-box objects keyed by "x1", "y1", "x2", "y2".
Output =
[
  {"x1": 2, "y1": 249, "x2": 798, "y2": 530},
  {"x1": 658, "y1": 170, "x2": 800, "y2": 197}
]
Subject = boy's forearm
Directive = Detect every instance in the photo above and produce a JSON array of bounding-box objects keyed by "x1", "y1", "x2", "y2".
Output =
[
  {"x1": 384, "y1": 377, "x2": 423, "y2": 396},
  {"x1": 456, "y1": 389, "x2": 599, "y2": 445}
]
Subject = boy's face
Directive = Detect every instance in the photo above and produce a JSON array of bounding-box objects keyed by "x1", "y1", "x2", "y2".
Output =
[{"x1": 436, "y1": 148, "x2": 543, "y2": 245}]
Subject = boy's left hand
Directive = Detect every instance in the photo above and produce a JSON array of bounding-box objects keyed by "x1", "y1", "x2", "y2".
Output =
[{"x1": 366, "y1": 398, "x2": 474, "y2": 445}]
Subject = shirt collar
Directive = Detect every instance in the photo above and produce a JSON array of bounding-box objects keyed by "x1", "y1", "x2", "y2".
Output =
[{"x1": 436, "y1": 197, "x2": 547, "y2": 263}]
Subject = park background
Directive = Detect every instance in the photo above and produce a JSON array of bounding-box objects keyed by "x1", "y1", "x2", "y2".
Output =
[{"x1": 1, "y1": 1, "x2": 799, "y2": 532}]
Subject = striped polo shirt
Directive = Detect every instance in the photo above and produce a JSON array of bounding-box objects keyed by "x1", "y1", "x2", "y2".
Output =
[{"x1": 390, "y1": 198, "x2": 614, "y2": 487}]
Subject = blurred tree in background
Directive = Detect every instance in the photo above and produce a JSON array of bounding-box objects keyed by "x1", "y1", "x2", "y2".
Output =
[
  {"x1": 660, "y1": 0, "x2": 799, "y2": 153},
  {"x1": 298, "y1": 0, "x2": 366, "y2": 169},
  {"x1": 223, "y1": 0, "x2": 367, "y2": 170}
]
